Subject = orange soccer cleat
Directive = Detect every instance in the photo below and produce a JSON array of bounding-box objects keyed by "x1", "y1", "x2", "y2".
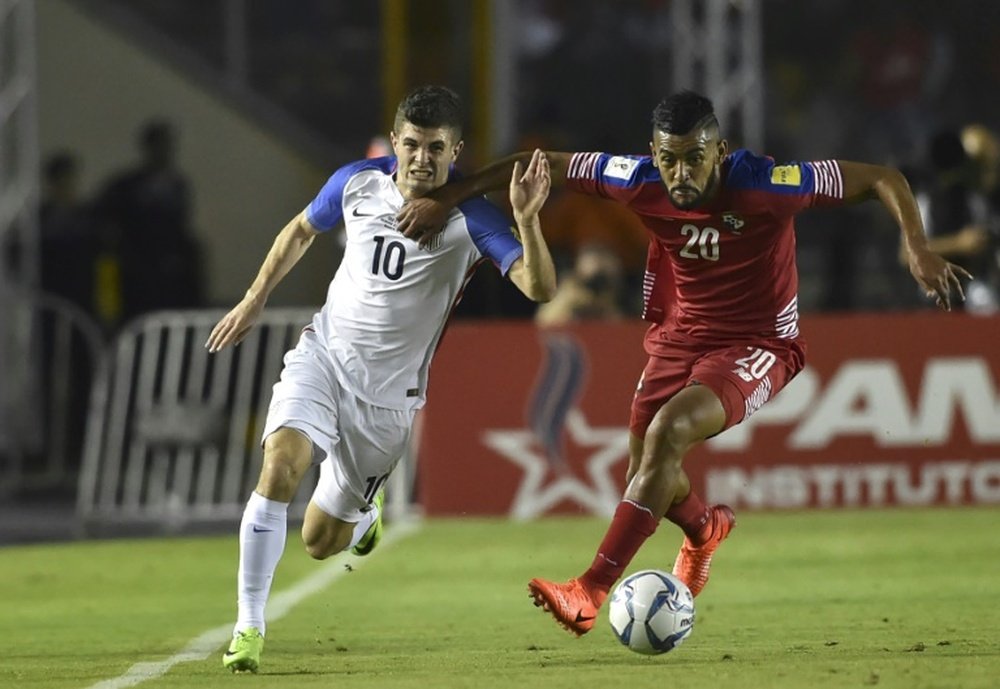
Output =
[
  {"x1": 672, "y1": 504, "x2": 736, "y2": 597},
  {"x1": 527, "y1": 577, "x2": 608, "y2": 637}
]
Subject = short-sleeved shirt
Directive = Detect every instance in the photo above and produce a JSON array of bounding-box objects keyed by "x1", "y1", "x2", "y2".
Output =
[
  {"x1": 305, "y1": 156, "x2": 523, "y2": 410},
  {"x1": 565, "y1": 150, "x2": 845, "y2": 355}
]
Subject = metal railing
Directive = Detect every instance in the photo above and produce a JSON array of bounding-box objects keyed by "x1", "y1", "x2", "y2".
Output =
[
  {"x1": 0, "y1": 290, "x2": 105, "y2": 496},
  {"x1": 76, "y1": 308, "x2": 422, "y2": 533},
  {"x1": 78, "y1": 309, "x2": 309, "y2": 528}
]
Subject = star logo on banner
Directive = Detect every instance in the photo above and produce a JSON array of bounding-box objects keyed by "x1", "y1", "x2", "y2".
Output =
[{"x1": 482, "y1": 409, "x2": 629, "y2": 520}]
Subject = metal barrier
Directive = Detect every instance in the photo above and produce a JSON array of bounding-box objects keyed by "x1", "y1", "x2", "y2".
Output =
[
  {"x1": 76, "y1": 308, "x2": 420, "y2": 532},
  {"x1": 0, "y1": 290, "x2": 105, "y2": 497}
]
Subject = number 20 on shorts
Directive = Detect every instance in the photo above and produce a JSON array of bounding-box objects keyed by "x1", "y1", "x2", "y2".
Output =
[{"x1": 733, "y1": 347, "x2": 776, "y2": 383}]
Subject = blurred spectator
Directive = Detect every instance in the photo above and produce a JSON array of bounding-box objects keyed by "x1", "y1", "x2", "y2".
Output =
[
  {"x1": 536, "y1": 242, "x2": 626, "y2": 327},
  {"x1": 846, "y1": 5, "x2": 952, "y2": 165},
  {"x1": 962, "y1": 124, "x2": 1000, "y2": 202},
  {"x1": 366, "y1": 135, "x2": 392, "y2": 158},
  {"x1": 38, "y1": 152, "x2": 99, "y2": 470},
  {"x1": 516, "y1": 0, "x2": 671, "y2": 155},
  {"x1": 94, "y1": 119, "x2": 204, "y2": 327},
  {"x1": 961, "y1": 123, "x2": 1000, "y2": 311},
  {"x1": 908, "y1": 128, "x2": 999, "y2": 313},
  {"x1": 541, "y1": 189, "x2": 649, "y2": 281},
  {"x1": 513, "y1": 129, "x2": 648, "y2": 307},
  {"x1": 537, "y1": 181, "x2": 648, "y2": 317},
  {"x1": 39, "y1": 152, "x2": 97, "y2": 313},
  {"x1": 454, "y1": 127, "x2": 649, "y2": 320}
]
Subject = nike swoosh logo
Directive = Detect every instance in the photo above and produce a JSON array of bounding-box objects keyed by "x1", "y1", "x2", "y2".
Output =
[
  {"x1": 251, "y1": 525, "x2": 273, "y2": 533},
  {"x1": 352, "y1": 207, "x2": 374, "y2": 217},
  {"x1": 574, "y1": 612, "x2": 595, "y2": 623}
]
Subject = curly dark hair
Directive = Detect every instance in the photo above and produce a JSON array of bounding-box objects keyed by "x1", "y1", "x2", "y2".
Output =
[{"x1": 394, "y1": 85, "x2": 463, "y2": 138}]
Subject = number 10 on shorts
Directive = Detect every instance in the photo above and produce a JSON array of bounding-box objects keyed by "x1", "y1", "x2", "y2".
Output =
[
  {"x1": 363, "y1": 473, "x2": 390, "y2": 504},
  {"x1": 732, "y1": 347, "x2": 776, "y2": 383}
]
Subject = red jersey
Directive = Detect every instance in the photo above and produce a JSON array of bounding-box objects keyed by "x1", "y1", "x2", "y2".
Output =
[{"x1": 565, "y1": 149, "x2": 845, "y2": 355}]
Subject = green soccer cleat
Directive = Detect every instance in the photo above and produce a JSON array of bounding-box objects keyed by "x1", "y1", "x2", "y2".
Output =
[
  {"x1": 351, "y1": 489, "x2": 385, "y2": 556},
  {"x1": 223, "y1": 627, "x2": 264, "y2": 673}
]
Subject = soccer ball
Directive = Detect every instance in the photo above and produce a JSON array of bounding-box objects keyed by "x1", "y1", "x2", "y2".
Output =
[{"x1": 608, "y1": 569, "x2": 695, "y2": 655}]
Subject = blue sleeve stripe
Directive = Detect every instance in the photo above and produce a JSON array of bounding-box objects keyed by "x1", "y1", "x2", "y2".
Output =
[
  {"x1": 724, "y1": 149, "x2": 842, "y2": 199},
  {"x1": 308, "y1": 156, "x2": 396, "y2": 231},
  {"x1": 498, "y1": 245, "x2": 524, "y2": 275},
  {"x1": 305, "y1": 201, "x2": 325, "y2": 229},
  {"x1": 458, "y1": 195, "x2": 524, "y2": 271},
  {"x1": 724, "y1": 149, "x2": 805, "y2": 196},
  {"x1": 603, "y1": 165, "x2": 661, "y2": 188},
  {"x1": 588, "y1": 154, "x2": 658, "y2": 189}
]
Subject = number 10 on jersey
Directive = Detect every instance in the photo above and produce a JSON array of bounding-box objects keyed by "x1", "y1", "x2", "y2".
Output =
[{"x1": 372, "y1": 236, "x2": 406, "y2": 280}]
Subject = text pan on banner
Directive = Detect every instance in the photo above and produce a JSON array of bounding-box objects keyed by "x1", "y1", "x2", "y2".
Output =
[
  {"x1": 416, "y1": 314, "x2": 1000, "y2": 517},
  {"x1": 701, "y1": 313, "x2": 1000, "y2": 510}
]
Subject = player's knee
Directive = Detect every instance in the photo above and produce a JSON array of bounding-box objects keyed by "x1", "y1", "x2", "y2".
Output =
[
  {"x1": 258, "y1": 459, "x2": 302, "y2": 498},
  {"x1": 648, "y1": 411, "x2": 698, "y2": 453},
  {"x1": 259, "y1": 436, "x2": 310, "y2": 495}
]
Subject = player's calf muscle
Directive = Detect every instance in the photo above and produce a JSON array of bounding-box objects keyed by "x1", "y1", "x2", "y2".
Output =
[{"x1": 302, "y1": 519, "x2": 351, "y2": 559}]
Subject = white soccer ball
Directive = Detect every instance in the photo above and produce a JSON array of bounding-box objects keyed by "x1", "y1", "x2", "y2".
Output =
[{"x1": 608, "y1": 569, "x2": 695, "y2": 655}]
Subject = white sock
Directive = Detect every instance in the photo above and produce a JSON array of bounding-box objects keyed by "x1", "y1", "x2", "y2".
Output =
[
  {"x1": 234, "y1": 491, "x2": 288, "y2": 637},
  {"x1": 345, "y1": 505, "x2": 379, "y2": 551}
]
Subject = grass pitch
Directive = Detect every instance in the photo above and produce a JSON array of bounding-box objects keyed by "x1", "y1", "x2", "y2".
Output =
[{"x1": 2, "y1": 508, "x2": 998, "y2": 689}]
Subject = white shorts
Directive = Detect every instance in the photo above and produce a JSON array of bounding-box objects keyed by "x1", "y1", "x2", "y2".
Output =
[{"x1": 262, "y1": 330, "x2": 414, "y2": 522}]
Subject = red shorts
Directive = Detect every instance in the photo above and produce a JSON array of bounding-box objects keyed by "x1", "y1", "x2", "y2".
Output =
[{"x1": 628, "y1": 338, "x2": 806, "y2": 438}]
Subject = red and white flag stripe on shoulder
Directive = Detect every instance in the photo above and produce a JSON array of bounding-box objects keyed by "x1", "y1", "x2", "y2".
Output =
[
  {"x1": 568, "y1": 152, "x2": 602, "y2": 180},
  {"x1": 806, "y1": 160, "x2": 843, "y2": 199}
]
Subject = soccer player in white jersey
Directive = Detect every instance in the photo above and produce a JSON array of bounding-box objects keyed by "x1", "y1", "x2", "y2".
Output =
[{"x1": 207, "y1": 85, "x2": 557, "y2": 673}]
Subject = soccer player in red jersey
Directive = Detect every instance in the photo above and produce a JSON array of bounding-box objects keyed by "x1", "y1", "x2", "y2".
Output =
[{"x1": 397, "y1": 91, "x2": 970, "y2": 636}]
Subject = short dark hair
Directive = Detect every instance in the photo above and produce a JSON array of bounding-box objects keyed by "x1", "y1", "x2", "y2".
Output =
[
  {"x1": 651, "y1": 90, "x2": 719, "y2": 136},
  {"x1": 394, "y1": 85, "x2": 463, "y2": 138}
]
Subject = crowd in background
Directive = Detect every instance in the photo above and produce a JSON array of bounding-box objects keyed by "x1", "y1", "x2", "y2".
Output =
[
  {"x1": 3, "y1": 0, "x2": 998, "y2": 509},
  {"x1": 38, "y1": 120, "x2": 205, "y2": 335},
  {"x1": 510, "y1": 0, "x2": 1000, "y2": 318},
  {"x1": 25, "y1": 121, "x2": 206, "y2": 476},
  {"x1": 34, "y1": 0, "x2": 1000, "y2": 326}
]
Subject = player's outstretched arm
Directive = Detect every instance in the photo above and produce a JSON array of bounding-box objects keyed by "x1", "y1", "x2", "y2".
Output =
[
  {"x1": 206, "y1": 211, "x2": 320, "y2": 352},
  {"x1": 397, "y1": 151, "x2": 574, "y2": 245},
  {"x1": 838, "y1": 160, "x2": 973, "y2": 311},
  {"x1": 507, "y1": 149, "x2": 557, "y2": 302}
]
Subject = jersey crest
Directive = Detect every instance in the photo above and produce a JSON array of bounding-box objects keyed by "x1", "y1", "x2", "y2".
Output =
[{"x1": 721, "y1": 212, "x2": 745, "y2": 233}]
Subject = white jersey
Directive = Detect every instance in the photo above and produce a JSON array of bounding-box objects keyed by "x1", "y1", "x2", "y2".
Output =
[{"x1": 304, "y1": 156, "x2": 524, "y2": 411}]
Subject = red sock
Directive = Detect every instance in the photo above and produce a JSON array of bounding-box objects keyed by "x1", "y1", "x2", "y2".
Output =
[
  {"x1": 580, "y1": 500, "x2": 658, "y2": 593},
  {"x1": 665, "y1": 490, "x2": 711, "y2": 544}
]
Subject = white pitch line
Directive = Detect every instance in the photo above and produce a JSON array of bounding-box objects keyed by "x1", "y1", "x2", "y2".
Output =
[{"x1": 85, "y1": 520, "x2": 421, "y2": 689}]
